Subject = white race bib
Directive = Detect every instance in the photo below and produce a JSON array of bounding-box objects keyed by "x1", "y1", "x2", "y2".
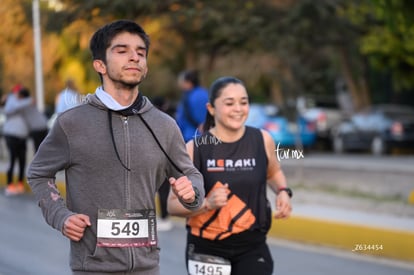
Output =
[
  {"x1": 97, "y1": 209, "x2": 157, "y2": 248},
  {"x1": 188, "y1": 253, "x2": 231, "y2": 275}
]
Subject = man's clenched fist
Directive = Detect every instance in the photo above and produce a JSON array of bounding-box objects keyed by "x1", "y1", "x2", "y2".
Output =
[
  {"x1": 63, "y1": 214, "x2": 91, "y2": 241},
  {"x1": 169, "y1": 176, "x2": 195, "y2": 204}
]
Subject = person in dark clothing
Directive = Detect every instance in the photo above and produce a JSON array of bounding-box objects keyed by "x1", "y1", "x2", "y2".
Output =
[
  {"x1": 176, "y1": 70, "x2": 209, "y2": 142},
  {"x1": 4, "y1": 136, "x2": 26, "y2": 194},
  {"x1": 152, "y1": 96, "x2": 176, "y2": 231},
  {"x1": 19, "y1": 88, "x2": 49, "y2": 152},
  {"x1": 3, "y1": 86, "x2": 31, "y2": 196}
]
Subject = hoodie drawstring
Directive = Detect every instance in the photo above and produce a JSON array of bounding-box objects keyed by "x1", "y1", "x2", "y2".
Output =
[
  {"x1": 134, "y1": 111, "x2": 184, "y2": 175},
  {"x1": 107, "y1": 110, "x2": 131, "y2": 171},
  {"x1": 106, "y1": 99, "x2": 183, "y2": 175}
]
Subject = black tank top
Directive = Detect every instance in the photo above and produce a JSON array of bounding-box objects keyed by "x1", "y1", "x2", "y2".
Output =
[{"x1": 188, "y1": 126, "x2": 271, "y2": 242}]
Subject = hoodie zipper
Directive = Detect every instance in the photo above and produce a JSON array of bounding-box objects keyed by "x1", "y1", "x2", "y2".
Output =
[
  {"x1": 122, "y1": 116, "x2": 131, "y2": 209},
  {"x1": 121, "y1": 115, "x2": 135, "y2": 271}
]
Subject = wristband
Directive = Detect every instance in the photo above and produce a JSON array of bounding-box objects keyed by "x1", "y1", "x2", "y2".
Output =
[
  {"x1": 277, "y1": 187, "x2": 293, "y2": 198},
  {"x1": 181, "y1": 187, "x2": 201, "y2": 210}
]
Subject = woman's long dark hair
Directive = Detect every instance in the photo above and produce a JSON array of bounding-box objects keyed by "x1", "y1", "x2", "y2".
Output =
[{"x1": 203, "y1": 76, "x2": 245, "y2": 132}]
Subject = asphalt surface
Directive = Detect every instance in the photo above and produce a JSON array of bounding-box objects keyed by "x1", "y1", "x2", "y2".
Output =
[{"x1": 1, "y1": 194, "x2": 413, "y2": 275}]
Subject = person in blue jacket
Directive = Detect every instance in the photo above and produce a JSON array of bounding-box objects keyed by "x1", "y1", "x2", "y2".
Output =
[{"x1": 176, "y1": 70, "x2": 209, "y2": 142}]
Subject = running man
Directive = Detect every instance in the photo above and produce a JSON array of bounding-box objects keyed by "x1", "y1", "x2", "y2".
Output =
[{"x1": 28, "y1": 20, "x2": 204, "y2": 275}]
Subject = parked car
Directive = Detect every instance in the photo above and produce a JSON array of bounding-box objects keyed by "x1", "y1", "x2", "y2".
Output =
[
  {"x1": 246, "y1": 104, "x2": 316, "y2": 148},
  {"x1": 331, "y1": 104, "x2": 414, "y2": 155},
  {"x1": 301, "y1": 97, "x2": 344, "y2": 149}
]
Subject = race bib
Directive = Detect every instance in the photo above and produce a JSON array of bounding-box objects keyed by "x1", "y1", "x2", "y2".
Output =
[
  {"x1": 188, "y1": 253, "x2": 231, "y2": 275},
  {"x1": 97, "y1": 209, "x2": 157, "y2": 248}
]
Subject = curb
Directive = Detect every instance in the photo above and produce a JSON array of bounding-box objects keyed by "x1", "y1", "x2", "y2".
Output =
[
  {"x1": 3, "y1": 175, "x2": 413, "y2": 263},
  {"x1": 268, "y1": 215, "x2": 414, "y2": 262}
]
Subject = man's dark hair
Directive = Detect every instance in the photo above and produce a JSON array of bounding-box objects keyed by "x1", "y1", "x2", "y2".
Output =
[
  {"x1": 179, "y1": 69, "x2": 200, "y2": 87},
  {"x1": 89, "y1": 19, "x2": 150, "y2": 63}
]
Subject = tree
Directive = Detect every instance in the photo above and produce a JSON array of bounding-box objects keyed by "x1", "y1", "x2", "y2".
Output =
[
  {"x1": 4, "y1": 0, "x2": 412, "y2": 109},
  {"x1": 256, "y1": 0, "x2": 373, "y2": 110},
  {"x1": 0, "y1": 0, "x2": 34, "y2": 94},
  {"x1": 56, "y1": 0, "x2": 284, "y2": 99},
  {"x1": 345, "y1": 0, "x2": 414, "y2": 91}
]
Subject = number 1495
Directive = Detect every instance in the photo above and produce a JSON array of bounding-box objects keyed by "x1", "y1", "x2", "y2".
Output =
[{"x1": 188, "y1": 261, "x2": 231, "y2": 275}]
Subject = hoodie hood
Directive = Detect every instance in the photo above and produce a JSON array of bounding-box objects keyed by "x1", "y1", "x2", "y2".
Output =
[
  {"x1": 95, "y1": 86, "x2": 132, "y2": 111},
  {"x1": 86, "y1": 89, "x2": 154, "y2": 115},
  {"x1": 85, "y1": 87, "x2": 155, "y2": 171}
]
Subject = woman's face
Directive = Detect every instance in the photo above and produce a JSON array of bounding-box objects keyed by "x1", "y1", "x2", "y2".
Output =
[{"x1": 209, "y1": 83, "x2": 249, "y2": 131}]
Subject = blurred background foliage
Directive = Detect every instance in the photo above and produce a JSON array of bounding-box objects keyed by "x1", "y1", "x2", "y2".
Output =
[{"x1": 1, "y1": 0, "x2": 413, "y2": 108}]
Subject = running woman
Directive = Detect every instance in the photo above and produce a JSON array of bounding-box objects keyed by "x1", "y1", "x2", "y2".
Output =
[
  {"x1": 28, "y1": 20, "x2": 204, "y2": 275},
  {"x1": 168, "y1": 76, "x2": 292, "y2": 275}
]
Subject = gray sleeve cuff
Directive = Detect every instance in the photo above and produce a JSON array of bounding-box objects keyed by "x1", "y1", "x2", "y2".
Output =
[{"x1": 180, "y1": 187, "x2": 204, "y2": 211}]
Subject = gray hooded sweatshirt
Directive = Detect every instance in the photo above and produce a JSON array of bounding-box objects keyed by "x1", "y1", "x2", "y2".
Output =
[
  {"x1": 27, "y1": 93, "x2": 204, "y2": 274},
  {"x1": 3, "y1": 94, "x2": 31, "y2": 138}
]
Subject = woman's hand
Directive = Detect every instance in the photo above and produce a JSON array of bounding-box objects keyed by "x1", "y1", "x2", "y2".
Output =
[
  {"x1": 205, "y1": 184, "x2": 230, "y2": 210},
  {"x1": 274, "y1": 192, "x2": 292, "y2": 219}
]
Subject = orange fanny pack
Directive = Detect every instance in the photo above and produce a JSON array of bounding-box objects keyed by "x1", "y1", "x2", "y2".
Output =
[{"x1": 187, "y1": 181, "x2": 256, "y2": 241}]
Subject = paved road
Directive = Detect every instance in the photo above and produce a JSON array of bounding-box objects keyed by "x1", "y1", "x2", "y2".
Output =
[{"x1": 1, "y1": 194, "x2": 413, "y2": 275}]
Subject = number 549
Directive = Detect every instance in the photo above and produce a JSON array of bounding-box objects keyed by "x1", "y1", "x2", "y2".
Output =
[{"x1": 111, "y1": 221, "x2": 139, "y2": 236}]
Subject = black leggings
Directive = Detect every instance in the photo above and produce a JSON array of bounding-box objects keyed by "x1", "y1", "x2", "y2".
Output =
[
  {"x1": 186, "y1": 234, "x2": 274, "y2": 275},
  {"x1": 30, "y1": 129, "x2": 48, "y2": 152},
  {"x1": 5, "y1": 136, "x2": 27, "y2": 185}
]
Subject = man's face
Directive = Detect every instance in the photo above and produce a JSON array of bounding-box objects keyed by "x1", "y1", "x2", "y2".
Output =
[{"x1": 99, "y1": 32, "x2": 148, "y2": 89}]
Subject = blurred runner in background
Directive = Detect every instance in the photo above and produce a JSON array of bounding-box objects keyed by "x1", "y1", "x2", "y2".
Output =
[
  {"x1": 18, "y1": 88, "x2": 48, "y2": 152},
  {"x1": 176, "y1": 70, "x2": 208, "y2": 142},
  {"x1": 55, "y1": 78, "x2": 81, "y2": 114},
  {"x1": 2, "y1": 85, "x2": 30, "y2": 196},
  {"x1": 152, "y1": 96, "x2": 176, "y2": 231}
]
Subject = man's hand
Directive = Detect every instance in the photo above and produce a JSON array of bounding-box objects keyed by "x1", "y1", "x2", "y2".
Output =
[
  {"x1": 63, "y1": 214, "x2": 91, "y2": 241},
  {"x1": 169, "y1": 176, "x2": 195, "y2": 204},
  {"x1": 274, "y1": 192, "x2": 292, "y2": 219},
  {"x1": 205, "y1": 184, "x2": 230, "y2": 210}
]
